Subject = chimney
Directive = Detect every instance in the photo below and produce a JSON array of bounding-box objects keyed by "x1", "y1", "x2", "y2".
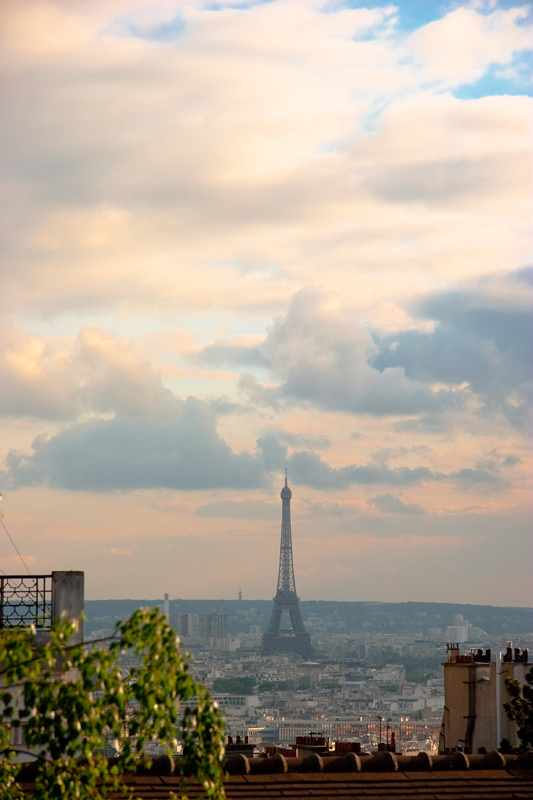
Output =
[{"x1": 447, "y1": 643, "x2": 459, "y2": 663}]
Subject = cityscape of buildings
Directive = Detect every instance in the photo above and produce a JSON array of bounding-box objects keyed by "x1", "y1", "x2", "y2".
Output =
[
  {"x1": 2, "y1": 2, "x2": 531, "y2": 794},
  {"x1": 85, "y1": 598, "x2": 532, "y2": 756},
  {"x1": 83, "y1": 478, "x2": 531, "y2": 757},
  {"x1": 1, "y1": 479, "x2": 531, "y2": 767}
]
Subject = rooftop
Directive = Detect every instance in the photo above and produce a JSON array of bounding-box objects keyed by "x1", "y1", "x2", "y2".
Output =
[{"x1": 18, "y1": 750, "x2": 533, "y2": 799}]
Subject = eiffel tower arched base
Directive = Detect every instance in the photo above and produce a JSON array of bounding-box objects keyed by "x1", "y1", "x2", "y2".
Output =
[{"x1": 261, "y1": 632, "x2": 314, "y2": 659}]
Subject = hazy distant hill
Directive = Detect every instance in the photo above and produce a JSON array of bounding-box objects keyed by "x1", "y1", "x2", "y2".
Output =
[{"x1": 84, "y1": 599, "x2": 532, "y2": 637}]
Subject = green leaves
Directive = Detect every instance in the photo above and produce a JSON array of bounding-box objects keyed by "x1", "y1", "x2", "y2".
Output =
[
  {"x1": 0, "y1": 609, "x2": 225, "y2": 799},
  {"x1": 504, "y1": 666, "x2": 533, "y2": 752}
]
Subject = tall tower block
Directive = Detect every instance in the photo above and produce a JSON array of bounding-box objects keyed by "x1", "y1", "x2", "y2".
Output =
[{"x1": 261, "y1": 473, "x2": 314, "y2": 658}]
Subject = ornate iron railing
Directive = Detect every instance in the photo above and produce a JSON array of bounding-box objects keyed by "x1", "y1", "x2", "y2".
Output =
[{"x1": 0, "y1": 575, "x2": 52, "y2": 629}]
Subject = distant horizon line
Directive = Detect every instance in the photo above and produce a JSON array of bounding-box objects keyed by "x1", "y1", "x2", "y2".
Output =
[{"x1": 84, "y1": 598, "x2": 532, "y2": 610}]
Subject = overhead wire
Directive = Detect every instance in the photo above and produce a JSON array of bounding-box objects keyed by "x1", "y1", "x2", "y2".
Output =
[{"x1": 0, "y1": 518, "x2": 31, "y2": 576}]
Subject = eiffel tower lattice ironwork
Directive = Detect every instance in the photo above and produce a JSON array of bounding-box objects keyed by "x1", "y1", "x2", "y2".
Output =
[{"x1": 261, "y1": 472, "x2": 314, "y2": 658}]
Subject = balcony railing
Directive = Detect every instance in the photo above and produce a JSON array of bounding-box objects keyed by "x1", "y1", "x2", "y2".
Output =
[{"x1": 0, "y1": 575, "x2": 52, "y2": 629}]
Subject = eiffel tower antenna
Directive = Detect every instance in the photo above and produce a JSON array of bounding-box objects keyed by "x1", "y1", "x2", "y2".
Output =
[{"x1": 261, "y1": 472, "x2": 314, "y2": 658}]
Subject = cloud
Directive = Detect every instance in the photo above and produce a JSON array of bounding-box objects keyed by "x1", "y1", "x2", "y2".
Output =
[
  {"x1": 0, "y1": 322, "x2": 174, "y2": 421},
  {"x1": 1, "y1": 2, "x2": 530, "y2": 321},
  {"x1": 371, "y1": 268, "x2": 533, "y2": 427},
  {"x1": 0, "y1": 1, "x2": 530, "y2": 604},
  {"x1": 1, "y1": 409, "x2": 504, "y2": 493},
  {"x1": 199, "y1": 336, "x2": 270, "y2": 369},
  {"x1": 284, "y1": 449, "x2": 503, "y2": 492},
  {"x1": 255, "y1": 431, "x2": 330, "y2": 470},
  {"x1": 275, "y1": 431, "x2": 330, "y2": 450},
  {"x1": 102, "y1": 547, "x2": 134, "y2": 556},
  {"x1": 368, "y1": 493, "x2": 426, "y2": 515},
  {"x1": 211, "y1": 268, "x2": 532, "y2": 428},
  {"x1": 0, "y1": 553, "x2": 38, "y2": 568},
  {"x1": 503, "y1": 455, "x2": 522, "y2": 467},
  {"x1": 285, "y1": 449, "x2": 435, "y2": 490},
  {"x1": 409, "y1": 6, "x2": 531, "y2": 88},
  {"x1": 298, "y1": 499, "x2": 348, "y2": 518},
  {"x1": 192, "y1": 269, "x2": 533, "y2": 432},
  {"x1": 1, "y1": 397, "x2": 265, "y2": 492},
  {"x1": 236, "y1": 286, "x2": 459, "y2": 416}
]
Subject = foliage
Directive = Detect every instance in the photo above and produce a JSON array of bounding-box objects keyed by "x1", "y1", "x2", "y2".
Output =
[
  {"x1": 212, "y1": 677, "x2": 256, "y2": 695},
  {"x1": 257, "y1": 681, "x2": 277, "y2": 692},
  {"x1": 0, "y1": 609, "x2": 226, "y2": 799},
  {"x1": 498, "y1": 738, "x2": 516, "y2": 754},
  {"x1": 257, "y1": 680, "x2": 291, "y2": 693},
  {"x1": 504, "y1": 666, "x2": 533, "y2": 752}
]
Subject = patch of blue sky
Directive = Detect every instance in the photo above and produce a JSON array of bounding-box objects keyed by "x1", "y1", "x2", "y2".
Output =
[
  {"x1": 107, "y1": 0, "x2": 530, "y2": 41},
  {"x1": 484, "y1": 0, "x2": 532, "y2": 14},
  {"x1": 453, "y1": 53, "x2": 532, "y2": 98},
  {"x1": 104, "y1": 14, "x2": 186, "y2": 41},
  {"x1": 341, "y1": 0, "x2": 452, "y2": 33},
  {"x1": 334, "y1": 0, "x2": 530, "y2": 34},
  {"x1": 127, "y1": 15, "x2": 186, "y2": 41},
  {"x1": 315, "y1": 141, "x2": 342, "y2": 155},
  {"x1": 355, "y1": 93, "x2": 406, "y2": 134}
]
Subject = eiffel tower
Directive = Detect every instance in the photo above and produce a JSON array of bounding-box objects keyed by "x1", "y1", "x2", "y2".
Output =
[{"x1": 261, "y1": 472, "x2": 314, "y2": 658}]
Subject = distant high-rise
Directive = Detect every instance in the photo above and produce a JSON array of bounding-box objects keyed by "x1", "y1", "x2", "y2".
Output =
[
  {"x1": 261, "y1": 472, "x2": 314, "y2": 658},
  {"x1": 199, "y1": 611, "x2": 228, "y2": 639},
  {"x1": 177, "y1": 612, "x2": 227, "y2": 638}
]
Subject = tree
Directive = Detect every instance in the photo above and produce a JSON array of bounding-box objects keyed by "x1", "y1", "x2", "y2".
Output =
[
  {"x1": 504, "y1": 666, "x2": 533, "y2": 752},
  {"x1": 0, "y1": 608, "x2": 226, "y2": 799}
]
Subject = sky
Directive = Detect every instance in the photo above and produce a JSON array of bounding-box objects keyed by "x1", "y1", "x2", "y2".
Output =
[{"x1": 0, "y1": 0, "x2": 531, "y2": 605}]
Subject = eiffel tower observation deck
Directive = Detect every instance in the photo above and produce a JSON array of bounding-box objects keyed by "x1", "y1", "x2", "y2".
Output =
[{"x1": 261, "y1": 472, "x2": 314, "y2": 658}]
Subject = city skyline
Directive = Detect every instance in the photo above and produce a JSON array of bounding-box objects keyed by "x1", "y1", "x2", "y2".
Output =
[{"x1": 0, "y1": 0, "x2": 531, "y2": 604}]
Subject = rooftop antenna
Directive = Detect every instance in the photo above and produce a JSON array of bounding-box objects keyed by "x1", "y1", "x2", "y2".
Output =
[{"x1": 284, "y1": 467, "x2": 288, "y2": 487}]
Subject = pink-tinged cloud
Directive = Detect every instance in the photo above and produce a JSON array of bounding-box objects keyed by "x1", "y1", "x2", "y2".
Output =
[{"x1": 0, "y1": 0, "x2": 531, "y2": 602}]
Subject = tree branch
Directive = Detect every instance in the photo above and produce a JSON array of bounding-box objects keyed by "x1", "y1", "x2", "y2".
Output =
[{"x1": 0, "y1": 634, "x2": 121, "y2": 677}]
